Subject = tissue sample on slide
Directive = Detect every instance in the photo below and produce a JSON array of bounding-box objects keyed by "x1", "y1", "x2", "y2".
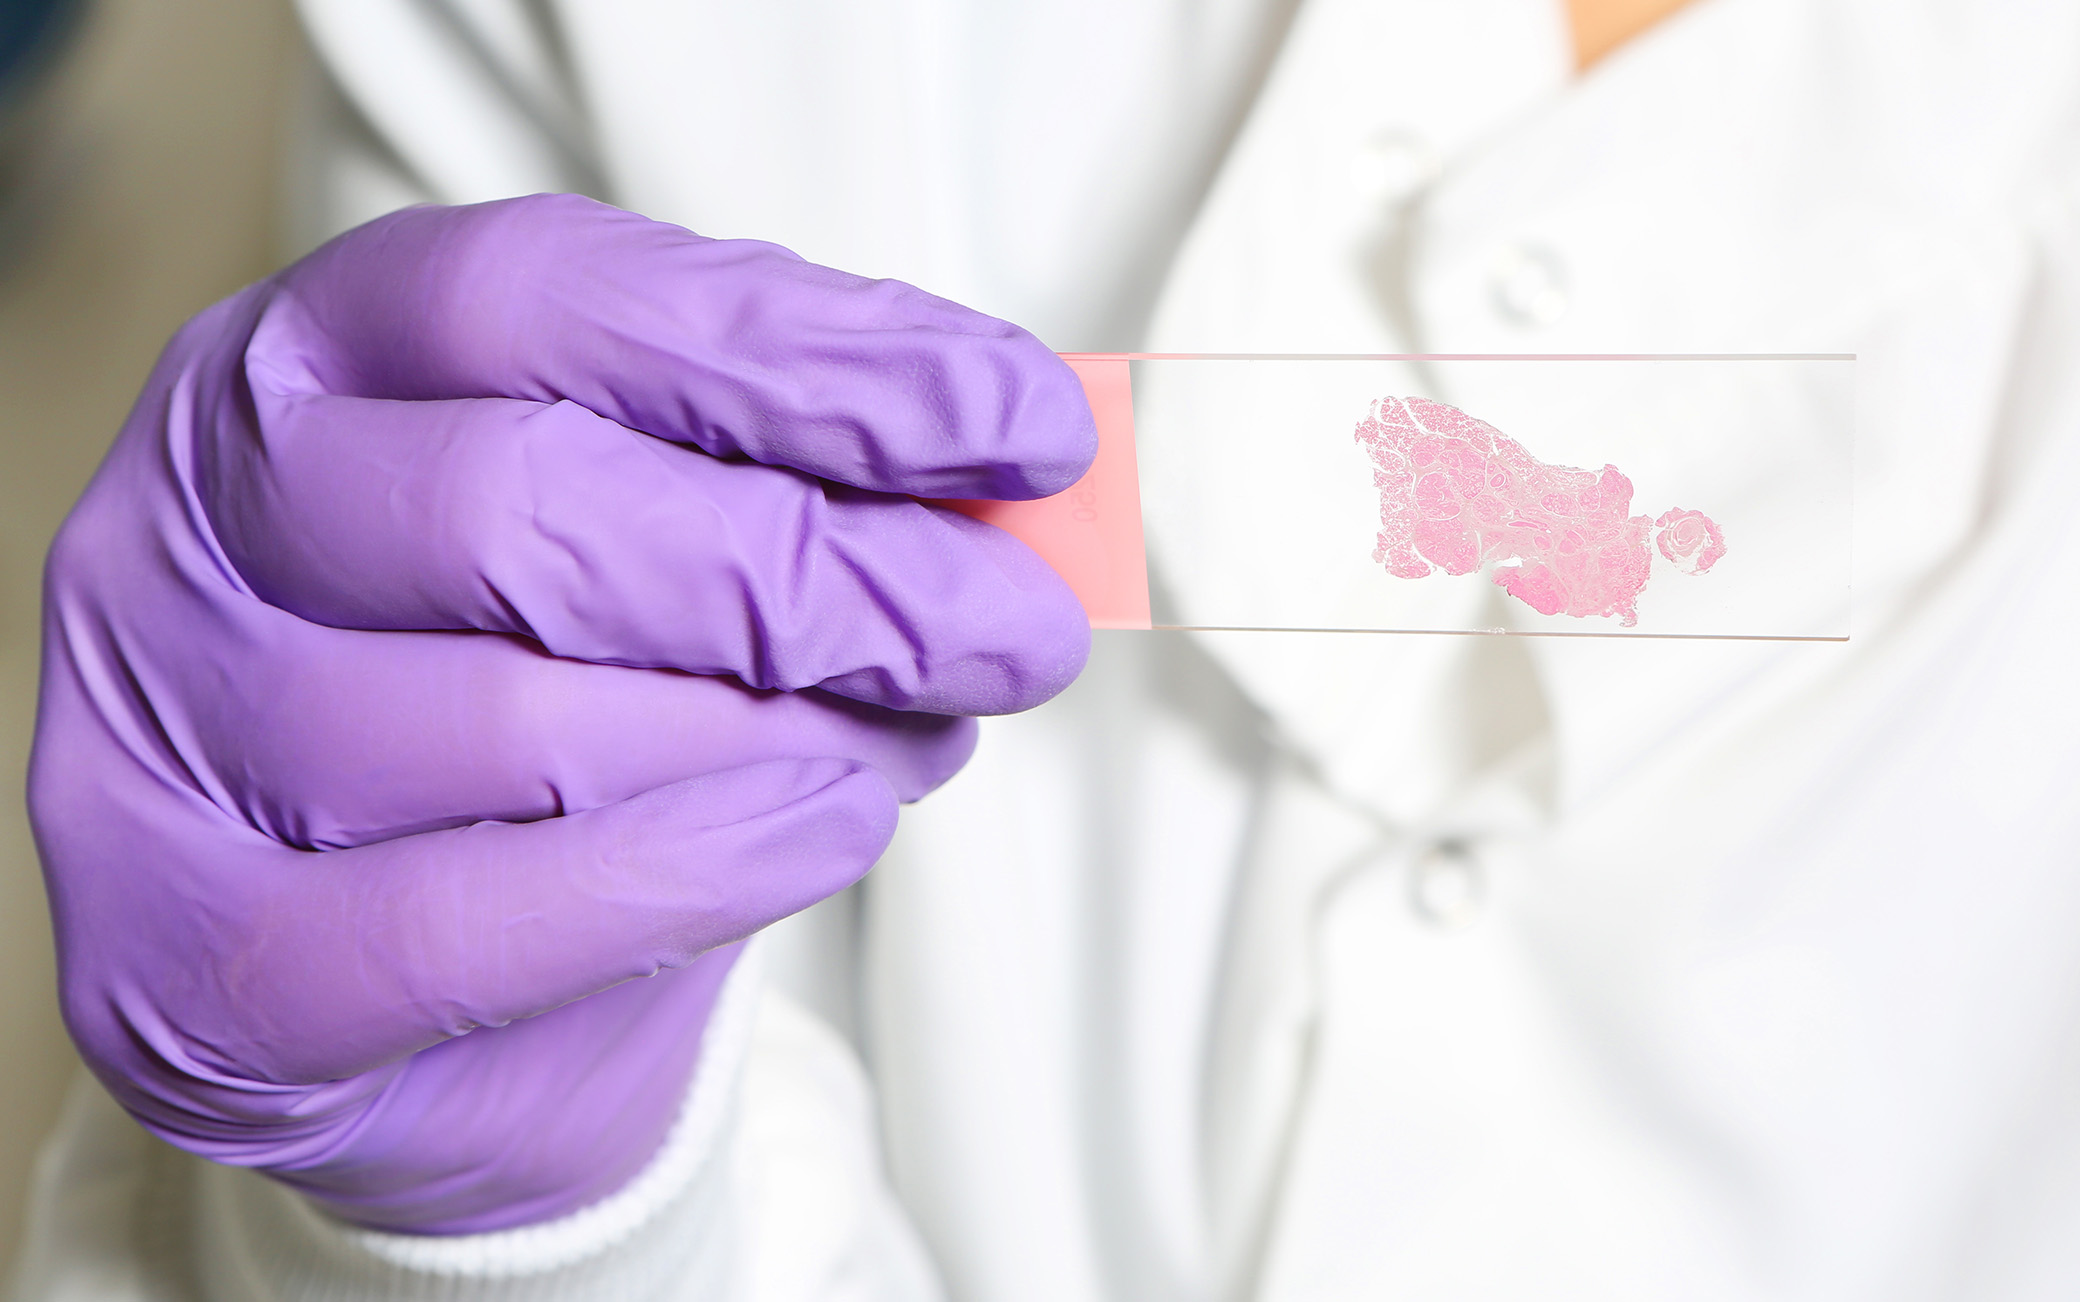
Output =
[{"x1": 1353, "y1": 396, "x2": 1723, "y2": 627}]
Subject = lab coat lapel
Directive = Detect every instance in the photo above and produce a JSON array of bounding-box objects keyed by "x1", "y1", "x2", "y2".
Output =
[{"x1": 1412, "y1": 0, "x2": 2031, "y2": 808}]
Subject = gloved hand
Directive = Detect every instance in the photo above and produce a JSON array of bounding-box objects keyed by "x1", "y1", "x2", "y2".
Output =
[{"x1": 29, "y1": 194, "x2": 1094, "y2": 1233}]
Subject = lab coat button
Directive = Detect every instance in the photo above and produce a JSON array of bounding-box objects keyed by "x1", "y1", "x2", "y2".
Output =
[
  {"x1": 1348, "y1": 128, "x2": 1437, "y2": 206},
  {"x1": 1408, "y1": 840, "x2": 1485, "y2": 930},
  {"x1": 1489, "y1": 242, "x2": 1569, "y2": 326}
]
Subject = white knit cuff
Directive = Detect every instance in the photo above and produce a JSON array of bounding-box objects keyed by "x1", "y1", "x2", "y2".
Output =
[{"x1": 181, "y1": 945, "x2": 765, "y2": 1302}]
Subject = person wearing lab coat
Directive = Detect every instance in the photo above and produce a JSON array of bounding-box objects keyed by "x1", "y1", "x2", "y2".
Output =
[{"x1": 13, "y1": 0, "x2": 2080, "y2": 1298}]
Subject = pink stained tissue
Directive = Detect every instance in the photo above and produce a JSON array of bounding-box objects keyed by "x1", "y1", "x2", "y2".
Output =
[{"x1": 1354, "y1": 396, "x2": 1725, "y2": 627}]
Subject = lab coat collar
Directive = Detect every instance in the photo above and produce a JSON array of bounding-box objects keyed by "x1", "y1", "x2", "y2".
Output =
[{"x1": 1137, "y1": 0, "x2": 2025, "y2": 823}]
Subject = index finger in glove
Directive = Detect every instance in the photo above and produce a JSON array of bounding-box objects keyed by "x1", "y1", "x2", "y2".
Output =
[{"x1": 255, "y1": 194, "x2": 1096, "y2": 500}]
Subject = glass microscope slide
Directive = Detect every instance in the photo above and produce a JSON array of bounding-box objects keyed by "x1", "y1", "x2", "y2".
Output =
[{"x1": 938, "y1": 353, "x2": 1852, "y2": 640}]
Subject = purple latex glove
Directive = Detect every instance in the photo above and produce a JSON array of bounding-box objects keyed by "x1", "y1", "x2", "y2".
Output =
[{"x1": 29, "y1": 194, "x2": 1094, "y2": 1233}]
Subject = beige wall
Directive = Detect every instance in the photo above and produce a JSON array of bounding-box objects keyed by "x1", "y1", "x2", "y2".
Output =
[{"x1": 0, "y1": 0, "x2": 294, "y2": 1275}]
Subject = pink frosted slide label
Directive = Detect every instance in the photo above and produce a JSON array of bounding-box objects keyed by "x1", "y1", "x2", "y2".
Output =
[
  {"x1": 938, "y1": 356, "x2": 1153, "y2": 630},
  {"x1": 1355, "y1": 396, "x2": 1724, "y2": 627}
]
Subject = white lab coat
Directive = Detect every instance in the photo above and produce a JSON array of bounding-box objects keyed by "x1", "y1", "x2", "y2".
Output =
[{"x1": 14, "y1": 1, "x2": 2080, "y2": 1298}]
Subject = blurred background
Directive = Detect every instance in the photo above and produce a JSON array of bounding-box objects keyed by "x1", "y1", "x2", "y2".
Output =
[{"x1": 0, "y1": 0, "x2": 294, "y2": 1275}]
